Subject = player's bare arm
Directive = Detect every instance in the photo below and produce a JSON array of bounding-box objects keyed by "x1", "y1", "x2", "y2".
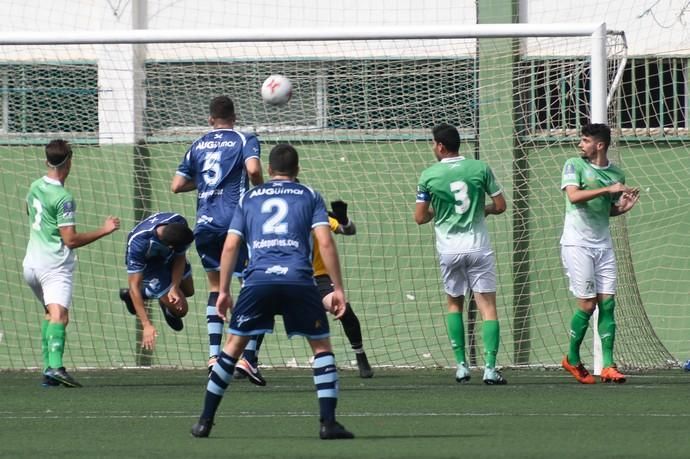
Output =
[
  {"x1": 564, "y1": 182, "x2": 633, "y2": 204},
  {"x1": 414, "y1": 201, "x2": 434, "y2": 225},
  {"x1": 314, "y1": 225, "x2": 347, "y2": 319},
  {"x1": 127, "y1": 271, "x2": 157, "y2": 350},
  {"x1": 485, "y1": 192, "x2": 507, "y2": 216},
  {"x1": 59, "y1": 216, "x2": 120, "y2": 249},
  {"x1": 216, "y1": 232, "x2": 241, "y2": 320},
  {"x1": 170, "y1": 174, "x2": 197, "y2": 193},
  {"x1": 167, "y1": 254, "x2": 187, "y2": 306},
  {"x1": 245, "y1": 157, "x2": 264, "y2": 186}
]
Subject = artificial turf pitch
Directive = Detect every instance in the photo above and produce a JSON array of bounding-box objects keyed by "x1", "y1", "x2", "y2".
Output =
[{"x1": 1, "y1": 368, "x2": 689, "y2": 458}]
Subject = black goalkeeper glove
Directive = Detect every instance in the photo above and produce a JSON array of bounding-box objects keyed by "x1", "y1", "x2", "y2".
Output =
[{"x1": 328, "y1": 200, "x2": 349, "y2": 225}]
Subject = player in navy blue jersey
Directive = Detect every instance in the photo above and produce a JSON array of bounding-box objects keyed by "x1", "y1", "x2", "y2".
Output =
[
  {"x1": 120, "y1": 212, "x2": 195, "y2": 350},
  {"x1": 171, "y1": 96, "x2": 263, "y2": 371},
  {"x1": 191, "y1": 144, "x2": 354, "y2": 440}
]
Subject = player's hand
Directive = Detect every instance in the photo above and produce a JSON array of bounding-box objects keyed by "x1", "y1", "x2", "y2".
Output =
[
  {"x1": 328, "y1": 288, "x2": 347, "y2": 319},
  {"x1": 329, "y1": 200, "x2": 349, "y2": 225},
  {"x1": 216, "y1": 292, "x2": 234, "y2": 321},
  {"x1": 167, "y1": 286, "x2": 181, "y2": 306},
  {"x1": 141, "y1": 324, "x2": 157, "y2": 350},
  {"x1": 618, "y1": 187, "x2": 640, "y2": 212},
  {"x1": 103, "y1": 216, "x2": 120, "y2": 234}
]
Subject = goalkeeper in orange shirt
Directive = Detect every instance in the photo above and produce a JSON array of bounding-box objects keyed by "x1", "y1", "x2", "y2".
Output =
[{"x1": 234, "y1": 199, "x2": 373, "y2": 383}]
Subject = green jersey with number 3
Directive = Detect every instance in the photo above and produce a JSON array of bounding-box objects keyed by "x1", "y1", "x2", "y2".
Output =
[
  {"x1": 417, "y1": 156, "x2": 502, "y2": 254},
  {"x1": 23, "y1": 176, "x2": 77, "y2": 271},
  {"x1": 560, "y1": 156, "x2": 626, "y2": 248}
]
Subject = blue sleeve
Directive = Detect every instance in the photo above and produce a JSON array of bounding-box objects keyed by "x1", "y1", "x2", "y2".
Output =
[
  {"x1": 176, "y1": 147, "x2": 195, "y2": 179},
  {"x1": 126, "y1": 238, "x2": 147, "y2": 273},
  {"x1": 228, "y1": 204, "x2": 245, "y2": 239},
  {"x1": 243, "y1": 134, "x2": 260, "y2": 162}
]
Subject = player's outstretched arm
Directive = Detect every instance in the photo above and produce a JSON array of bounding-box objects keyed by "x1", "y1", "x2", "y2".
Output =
[
  {"x1": 59, "y1": 216, "x2": 120, "y2": 249},
  {"x1": 127, "y1": 272, "x2": 157, "y2": 350}
]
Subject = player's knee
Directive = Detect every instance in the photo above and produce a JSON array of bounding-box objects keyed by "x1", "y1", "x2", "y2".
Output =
[{"x1": 599, "y1": 296, "x2": 615, "y2": 312}]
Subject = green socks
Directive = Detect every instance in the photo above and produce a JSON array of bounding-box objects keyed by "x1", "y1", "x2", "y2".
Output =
[
  {"x1": 446, "y1": 312, "x2": 466, "y2": 364},
  {"x1": 46, "y1": 323, "x2": 66, "y2": 369},
  {"x1": 447, "y1": 314, "x2": 501, "y2": 368},
  {"x1": 567, "y1": 309, "x2": 592, "y2": 366},
  {"x1": 41, "y1": 319, "x2": 50, "y2": 371},
  {"x1": 483, "y1": 320, "x2": 500, "y2": 368},
  {"x1": 598, "y1": 297, "x2": 617, "y2": 368}
]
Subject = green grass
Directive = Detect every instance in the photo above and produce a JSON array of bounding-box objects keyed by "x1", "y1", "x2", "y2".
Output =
[{"x1": 2, "y1": 368, "x2": 690, "y2": 458}]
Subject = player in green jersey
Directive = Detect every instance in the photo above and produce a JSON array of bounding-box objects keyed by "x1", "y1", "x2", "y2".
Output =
[
  {"x1": 23, "y1": 140, "x2": 120, "y2": 387},
  {"x1": 415, "y1": 123, "x2": 507, "y2": 385},
  {"x1": 559, "y1": 123, "x2": 639, "y2": 384}
]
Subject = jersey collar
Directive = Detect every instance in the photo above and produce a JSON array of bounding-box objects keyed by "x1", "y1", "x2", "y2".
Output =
[
  {"x1": 440, "y1": 156, "x2": 466, "y2": 163},
  {"x1": 42, "y1": 175, "x2": 63, "y2": 186}
]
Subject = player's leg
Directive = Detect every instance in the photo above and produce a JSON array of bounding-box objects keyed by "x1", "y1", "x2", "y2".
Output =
[
  {"x1": 192, "y1": 285, "x2": 275, "y2": 438},
  {"x1": 192, "y1": 332, "x2": 251, "y2": 438},
  {"x1": 438, "y1": 253, "x2": 471, "y2": 383},
  {"x1": 308, "y1": 337, "x2": 354, "y2": 439},
  {"x1": 35, "y1": 268, "x2": 81, "y2": 387},
  {"x1": 560, "y1": 245, "x2": 597, "y2": 384},
  {"x1": 24, "y1": 267, "x2": 57, "y2": 385},
  {"x1": 473, "y1": 291, "x2": 506, "y2": 385},
  {"x1": 234, "y1": 334, "x2": 267, "y2": 385},
  {"x1": 595, "y1": 248, "x2": 625, "y2": 382},
  {"x1": 467, "y1": 250, "x2": 505, "y2": 385},
  {"x1": 195, "y1": 232, "x2": 224, "y2": 370},
  {"x1": 281, "y1": 283, "x2": 353, "y2": 439},
  {"x1": 316, "y1": 274, "x2": 372, "y2": 378},
  {"x1": 43, "y1": 303, "x2": 81, "y2": 387},
  {"x1": 204, "y1": 271, "x2": 223, "y2": 372}
]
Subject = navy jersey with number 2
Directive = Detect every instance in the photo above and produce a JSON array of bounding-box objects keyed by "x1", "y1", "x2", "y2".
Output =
[{"x1": 229, "y1": 180, "x2": 329, "y2": 286}]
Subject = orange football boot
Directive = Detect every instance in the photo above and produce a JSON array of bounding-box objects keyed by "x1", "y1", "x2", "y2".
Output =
[
  {"x1": 561, "y1": 356, "x2": 596, "y2": 384},
  {"x1": 600, "y1": 366, "x2": 627, "y2": 383}
]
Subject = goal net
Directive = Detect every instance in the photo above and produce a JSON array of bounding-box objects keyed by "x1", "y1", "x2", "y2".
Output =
[{"x1": 0, "y1": 25, "x2": 678, "y2": 371}]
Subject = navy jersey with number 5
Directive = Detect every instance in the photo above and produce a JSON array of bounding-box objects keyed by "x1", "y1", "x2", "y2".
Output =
[
  {"x1": 228, "y1": 180, "x2": 329, "y2": 286},
  {"x1": 175, "y1": 129, "x2": 260, "y2": 234}
]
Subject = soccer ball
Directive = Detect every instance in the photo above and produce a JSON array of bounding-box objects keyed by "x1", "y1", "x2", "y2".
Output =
[{"x1": 261, "y1": 74, "x2": 293, "y2": 106}]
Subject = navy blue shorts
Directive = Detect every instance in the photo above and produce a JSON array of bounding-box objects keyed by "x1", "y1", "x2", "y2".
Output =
[
  {"x1": 228, "y1": 283, "x2": 330, "y2": 339},
  {"x1": 142, "y1": 260, "x2": 192, "y2": 300},
  {"x1": 194, "y1": 230, "x2": 248, "y2": 275}
]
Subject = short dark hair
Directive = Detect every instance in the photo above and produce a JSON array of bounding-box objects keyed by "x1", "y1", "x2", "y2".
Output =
[
  {"x1": 269, "y1": 143, "x2": 299, "y2": 177},
  {"x1": 209, "y1": 96, "x2": 235, "y2": 120},
  {"x1": 432, "y1": 123, "x2": 460, "y2": 153},
  {"x1": 45, "y1": 139, "x2": 72, "y2": 168},
  {"x1": 160, "y1": 223, "x2": 194, "y2": 250},
  {"x1": 581, "y1": 123, "x2": 611, "y2": 150}
]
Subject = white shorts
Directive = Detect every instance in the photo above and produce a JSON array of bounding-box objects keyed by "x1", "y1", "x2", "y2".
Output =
[
  {"x1": 438, "y1": 249, "x2": 497, "y2": 298},
  {"x1": 23, "y1": 265, "x2": 74, "y2": 309},
  {"x1": 560, "y1": 245, "x2": 617, "y2": 299}
]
